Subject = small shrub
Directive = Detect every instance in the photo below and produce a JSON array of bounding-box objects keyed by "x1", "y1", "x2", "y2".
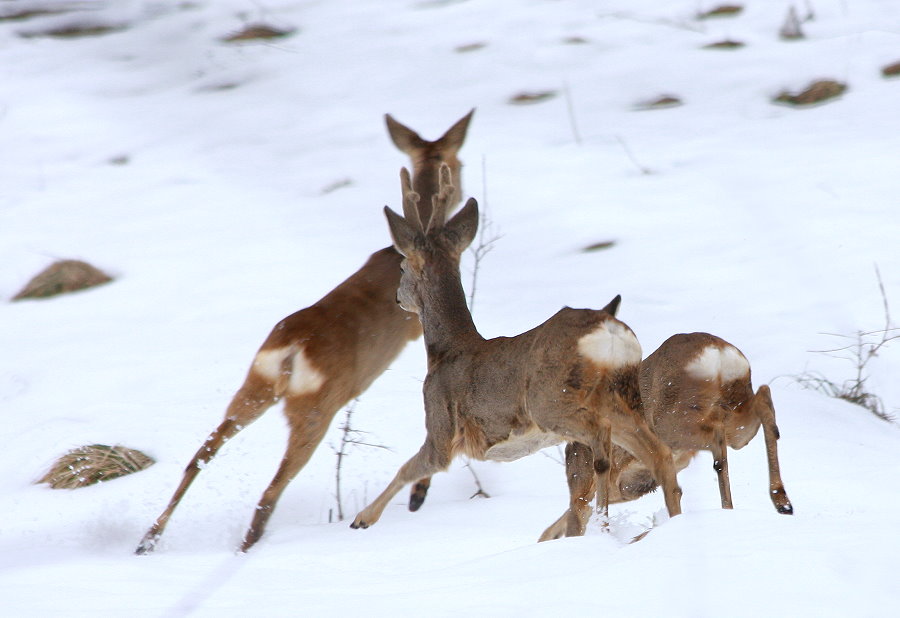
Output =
[
  {"x1": 794, "y1": 269, "x2": 897, "y2": 422},
  {"x1": 38, "y1": 445, "x2": 155, "y2": 489},
  {"x1": 779, "y1": 6, "x2": 805, "y2": 40},
  {"x1": 12, "y1": 259, "x2": 113, "y2": 301}
]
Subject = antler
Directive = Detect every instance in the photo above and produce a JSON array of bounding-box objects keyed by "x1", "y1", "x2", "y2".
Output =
[
  {"x1": 426, "y1": 163, "x2": 457, "y2": 234},
  {"x1": 399, "y1": 167, "x2": 422, "y2": 231}
]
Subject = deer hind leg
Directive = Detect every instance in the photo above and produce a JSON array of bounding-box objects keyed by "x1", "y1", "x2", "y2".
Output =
[
  {"x1": 709, "y1": 408, "x2": 734, "y2": 509},
  {"x1": 240, "y1": 395, "x2": 334, "y2": 552},
  {"x1": 539, "y1": 442, "x2": 596, "y2": 542},
  {"x1": 408, "y1": 476, "x2": 432, "y2": 512},
  {"x1": 135, "y1": 372, "x2": 278, "y2": 555},
  {"x1": 612, "y1": 415, "x2": 682, "y2": 518},
  {"x1": 750, "y1": 385, "x2": 793, "y2": 514},
  {"x1": 352, "y1": 438, "x2": 452, "y2": 530}
]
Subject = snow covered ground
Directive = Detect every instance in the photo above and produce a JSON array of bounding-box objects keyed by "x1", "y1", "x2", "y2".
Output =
[{"x1": 2, "y1": 0, "x2": 899, "y2": 615}]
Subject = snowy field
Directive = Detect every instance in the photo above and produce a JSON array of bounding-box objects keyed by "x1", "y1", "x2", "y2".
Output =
[{"x1": 2, "y1": 0, "x2": 900, "y2": 615}]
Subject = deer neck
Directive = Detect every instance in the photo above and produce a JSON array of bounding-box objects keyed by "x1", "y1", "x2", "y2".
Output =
[{"x1": 418, "y1": 257, "x2": 481, "y2": 357}]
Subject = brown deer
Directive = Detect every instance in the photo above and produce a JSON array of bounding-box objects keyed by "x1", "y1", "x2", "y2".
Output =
[
  {"x1": 135, "y1": 110, "x2": 474, "y2": 554},
  {"x1": 539, "y1": 332, "x2": 793, "y2": 541},
  {"x1": 349, "y1": 166, "x2": 682, "y2": 539}
]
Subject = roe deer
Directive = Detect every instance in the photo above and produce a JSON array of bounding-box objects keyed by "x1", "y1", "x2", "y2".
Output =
[
  {"x1": 540, "y1": 332, "x2": 793, "y2": 541},
  {"x1": 349, "y1": 166, "x2": 682, "y2": 539},
  {"x1": 135, "y1": 110, "x2": 473, "y2": 554}
]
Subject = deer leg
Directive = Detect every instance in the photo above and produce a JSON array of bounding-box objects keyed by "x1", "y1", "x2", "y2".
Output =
[
  {"x1": 135, "y1": 373, "x2": 277, "y2": 555},
  {"x1": 751, "y1": 385, "x2": 793, "y2": 514},
  {"x1": 710, "y1": 410, "x2": 733, "y2": 510},
  {"x1": 539, "y1": 442, "x2": 595, "y2": 542},
  {"x1": 240, "y1": 400, "x2": 333, "y2": 552},
  {"x1": 408, "y1": 476, "x2": 432, "y2": 511},
  {"x1": 352, "y1": 440, "x2": 451, "y2": 530},
  {"x1": 586, "y1": 419, "x2": 614, "y2": 536},
  {"x1": 612, "y1": 416, "x2": 682, "y2": 517}
]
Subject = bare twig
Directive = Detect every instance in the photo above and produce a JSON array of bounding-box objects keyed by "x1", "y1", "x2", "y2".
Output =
[
  {"x1": 467, "y1": 156, "x2": 502, "y2": 312},
  {"x1": 332, "y1": 400, "x2": 390, "y2": 520},
  {"x1": 794, "y1": 267, "x2": 897, "y2": 422},
  {"x1": 615, "y1": 135, "x2": 654, "y2": 175},
  {"x1": 562, "y1": 80, "x2": 582, "y2": 146}
]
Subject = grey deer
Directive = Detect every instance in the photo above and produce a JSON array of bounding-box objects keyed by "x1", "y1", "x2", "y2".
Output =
[
  {"x1": 350, "y1": 166, "x2": 682, "y2": 539},
  {"x1": 136, "y1": 110, "x2": 474, "y2": 554},
  {"x1": 540, "y1": 331, "x2": 793, "y2": 541}
]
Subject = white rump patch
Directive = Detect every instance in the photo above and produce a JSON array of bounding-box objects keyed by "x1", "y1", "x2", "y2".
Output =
[
  {"x1": 686, "y1": 345, "x2": 749, "y2": 382},
  {"x1": 253, "y1": 346, "x2": 326, "y2": 395},
  {"x1": 577, "y1": 320, "x2": 642, "y2": 368}
]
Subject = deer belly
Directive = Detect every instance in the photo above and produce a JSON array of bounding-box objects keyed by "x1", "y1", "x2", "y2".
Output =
[{"x1": 484, "y1": 426, "x2": 561, "y2": 462}]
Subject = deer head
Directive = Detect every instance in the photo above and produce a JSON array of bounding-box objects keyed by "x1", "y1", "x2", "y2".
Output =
[{"x1": 385, "y1": 164, "x2": 478, "y2": 316}]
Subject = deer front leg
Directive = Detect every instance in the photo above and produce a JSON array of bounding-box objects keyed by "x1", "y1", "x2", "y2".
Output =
[
  {"x1": 751, "y1": 385, "x2": 793, "y2": 514},
  {"x1": 352, "y1": 441, "x2": 450, "y2": 529}
]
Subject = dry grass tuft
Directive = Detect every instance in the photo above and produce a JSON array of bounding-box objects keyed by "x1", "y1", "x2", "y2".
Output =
[
  {"x1": 38, "y1": 445, "x2": 155, "y2": 489},
  {"x1": 508, "y1": 90, "x2": 557, "y2": 105},
  {"x1": 703, "y1": 39, "x2": 745, "y2": 50},
  {"x1": 774, "y1": 79, "x2": 847, "y2": 106},
  {"x1": 882, "y1": 61, "x2": 900, "y2": 78},
  {"x1": 12, "y1": 259, "x2": 112, "y2": 301},
  {"x1": 697, "y1": 4, "x2": 743, "y2": 19},
  {"x1": 19, "y1": 23, "x2": 127, "y2": 39},
  {"x1": 636, "y1": 95, "x2": 683, "y2": 110},
  {"x1": 0, "y1": 8, "x2": 71, "y2": 22},
  {"x1": 222, "y1": 23, "x2": 295, "y2": 43},
  {"x1": 582, "y1": 240, "x2": 617, "y2": 253},
  {"x1": 455, "y1": 42, "x2": 487, "y2": 53}
]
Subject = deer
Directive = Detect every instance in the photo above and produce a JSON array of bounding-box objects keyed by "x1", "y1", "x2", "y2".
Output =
[
  {"x1": 539, "y1": 331, "x2": 793, "y2": 541},
  {"x1": 349, "y1": 166, "x2": 682, "y2": 540},
  {"x1": 135, "y1": 109, "x2": 474, "y2": 554}
]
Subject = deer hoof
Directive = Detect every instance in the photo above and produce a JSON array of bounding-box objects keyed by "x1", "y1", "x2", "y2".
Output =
[{"x1": 134, "y1": 533, "x2": 159, "y2": 555}]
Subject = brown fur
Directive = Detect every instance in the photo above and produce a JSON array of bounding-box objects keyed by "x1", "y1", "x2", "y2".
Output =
[
  {"x1": 135, "y1": 111, "x2": 474, "y2": 554},
  {"x1": 350, "y1": 167, "x2": 681, "y2": 540},
  {"x1": 542, "y1": 332, "x2": 793, "y2": 540}
]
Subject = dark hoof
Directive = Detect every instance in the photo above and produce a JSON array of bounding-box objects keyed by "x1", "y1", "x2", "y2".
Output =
[
  {"x1": 409, "y1": 494, "x2": 425, "y2": 512},
  {"x1": 134, "y1": 535, "x2": 158, "y2": 555},
  {"x1": 350, "y1": 520, "x2": 368, "y2": 529},
  {"x1": 778, "y1": 503, "x2": 794, "y2": 515}
]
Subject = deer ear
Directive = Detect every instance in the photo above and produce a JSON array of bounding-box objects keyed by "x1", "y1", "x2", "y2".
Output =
[
  {"x1": 445, "y1": 197, "x2": 479, "y2": 252},
  {"x1": 385, "y1": 206, "x2": 417, "y2": 256},
  {"x1": 385, "y1": 114, "x2": 427, "y2": 154},
  {"x1": 435, "y1": 108, "x2": 474, "y2": 153},
  {"x1": 601, "y1": 295, "x2": 622, "y2": 317}
]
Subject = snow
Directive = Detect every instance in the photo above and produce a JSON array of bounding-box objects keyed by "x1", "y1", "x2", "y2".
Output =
[{"x1": 2, "y1": 0, "x2": 900, "y2": 615}]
